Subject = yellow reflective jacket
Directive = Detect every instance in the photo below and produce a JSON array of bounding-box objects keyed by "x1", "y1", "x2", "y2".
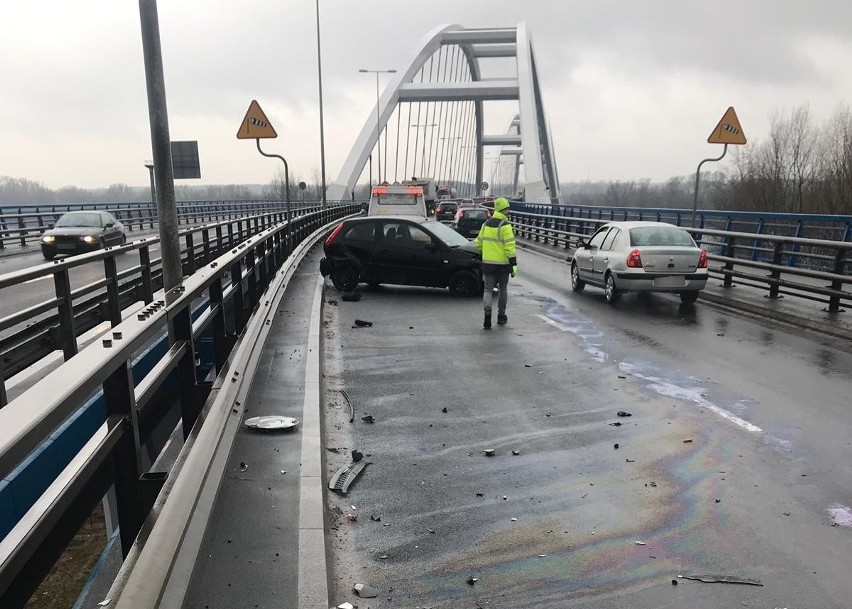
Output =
[{"x1": 474, "y1": 210, "x2": 517, "y2": 269}]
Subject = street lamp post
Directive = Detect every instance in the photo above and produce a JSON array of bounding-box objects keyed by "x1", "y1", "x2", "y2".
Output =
[
  {"x1": 359, "y1": 68, "x2": 396, "y2": 183},
  {"x1": 143, "y1": 161, "x2": 155, "y2": 206},
  {"x1": 315, "y1": 0, "x2": 327, "y2": 208},
  {"x1": 411, "y1": 123, "x2": 437, "y2": 176}
]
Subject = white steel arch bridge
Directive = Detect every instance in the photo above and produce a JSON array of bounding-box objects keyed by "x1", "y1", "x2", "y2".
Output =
[{"x1": 326, "y1": 23, "x2": 562, "y2": 204}]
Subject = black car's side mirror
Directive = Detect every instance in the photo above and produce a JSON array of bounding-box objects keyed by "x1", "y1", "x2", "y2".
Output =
[
  {"x1": 576, "y1": 239, "x2": 586, "y2": 249},
  {"x1": 105, "y1": 222, "x2": 114, "y2": 228}
]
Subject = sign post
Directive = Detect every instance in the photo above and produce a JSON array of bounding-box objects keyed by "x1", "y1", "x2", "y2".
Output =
[
  {"x1": 692, "y1": 106, "x2": 747, "y2": 227},
  {"x1": 237, "y1": 100, "x2": 291, "y2": 250}
]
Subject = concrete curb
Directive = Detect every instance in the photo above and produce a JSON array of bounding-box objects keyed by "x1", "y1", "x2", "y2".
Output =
[
  {"x1": 298, "y1": 274, "x2": 330, "y2": 609},
  {"x1": 517, "y1": 239, "x2": 852, "y2": 345}
]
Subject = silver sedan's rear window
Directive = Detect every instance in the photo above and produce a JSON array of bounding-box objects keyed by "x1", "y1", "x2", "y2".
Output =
[{"x1": 629, "y1": 226, "x2": 694, "y2": 247}]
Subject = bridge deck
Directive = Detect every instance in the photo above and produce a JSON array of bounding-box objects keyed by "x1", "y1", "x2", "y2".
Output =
[{"x1": 35, "y1": 237, "x2": 852, "y2": 609}]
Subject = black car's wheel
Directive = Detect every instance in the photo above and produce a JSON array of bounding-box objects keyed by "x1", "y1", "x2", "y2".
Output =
[
  {"x1": 679, "y1": 290, "x2": 699, "y2": 304},
  {"x1": 571, "y1": 262, "x2": 585, "y2": 292},
  {"x1": 331, "y1": 265, "x2": 359, "y2": 292},
  {"x1": 448, "y1": 271, "x2": 479, "y2": 297},
  {"x1": 604, "y1": 272, "x2": 621, "y2": 304},
  {"x1": 42, "y1": 249, "x2": 54, "y2": 261}
]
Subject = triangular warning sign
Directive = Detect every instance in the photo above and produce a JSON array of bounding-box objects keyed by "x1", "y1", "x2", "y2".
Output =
[
  {"x1": 707, "y1": 107, "x2": 746, "y2": 145},
  {"x1": 237, "y1": 100, "x2": 278, "y2": 139}
]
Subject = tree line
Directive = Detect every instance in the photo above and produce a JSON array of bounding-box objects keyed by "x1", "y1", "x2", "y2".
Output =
[{"x1": 561, "y1": 104, "x2": 852, "y2": 216}]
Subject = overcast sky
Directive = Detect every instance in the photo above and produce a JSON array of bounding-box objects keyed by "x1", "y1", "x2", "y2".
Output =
[{"x1": 1, "y1": 0, "x2": 850, "y2": 190}]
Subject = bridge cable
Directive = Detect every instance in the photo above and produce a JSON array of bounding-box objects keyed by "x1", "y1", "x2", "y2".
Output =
[
  {"x1": 425, "y1": 47, "x2": 442, "y2": 177},
  {"x1": 393, "y1": 101, "x2": 401, "y2": 182},
  {"x1": 403, "y1": 98, "x2": 413, "y2": 179},
  {"x1": 447, "y1": 46, "x2": 466, "y2": 193},
  {"x1": 439, "y1": 45, "x2": 458, "y2": 181},
  {"x1": 420, "y1": 53, "x2": 437, "y2": 177},
  {"x1": 411, "y1": 63, "x2": 425, "y2": 180}
]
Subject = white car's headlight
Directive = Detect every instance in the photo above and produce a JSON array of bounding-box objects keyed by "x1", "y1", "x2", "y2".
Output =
[
  {"x1": 42, "y1": 235, "x2": 55, "y2": 243},
  {"x1": 83, "y1": 235, "x2": 97, "y2": 244}
]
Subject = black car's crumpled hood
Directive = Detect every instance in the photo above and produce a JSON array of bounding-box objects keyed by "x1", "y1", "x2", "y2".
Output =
[{"x1": 459, "y1": 242, "x2": 480, "y2": 257}]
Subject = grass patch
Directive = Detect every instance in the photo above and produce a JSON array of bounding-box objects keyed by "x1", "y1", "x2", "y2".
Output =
[{"x1": 25, "y1": 503, "x2": 107, "y2": 609}]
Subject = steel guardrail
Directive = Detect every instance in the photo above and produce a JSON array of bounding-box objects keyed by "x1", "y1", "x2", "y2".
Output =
[
  {"x1": 0, "y1": 200, "x2": 330, "y2": 249},
  {"x1": 0, "y1": 204, "x2": 358, "y2": 608},
  {"x1": 0, "y1": 203, "x2": 359, "y2": 405},
  {"x1": 109, "y1": 214, "x2": 339, "y2": 609},
  {"x1": 0, "y1": 209, "x2": 292, "y2": 405},
  {"x1": 515, "y1": 202, "x2": 852, "y2": 244}
]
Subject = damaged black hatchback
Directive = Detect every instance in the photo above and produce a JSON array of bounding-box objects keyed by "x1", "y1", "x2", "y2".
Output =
[{"x1": 320, "y1": 216, "x2": 482, "y2": 296}]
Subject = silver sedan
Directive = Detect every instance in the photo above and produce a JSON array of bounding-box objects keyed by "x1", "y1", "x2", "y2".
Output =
[{"x1": 570, "y1": 221, "x2": 709, "y2": 304}]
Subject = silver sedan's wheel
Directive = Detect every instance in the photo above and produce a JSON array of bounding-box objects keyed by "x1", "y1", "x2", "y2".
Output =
[
  {"x1": 571, "y1": 262, "x2": 585, "y2": 292},
  {"x1": 605, "y1": 273, "x2": 621, "y2": 304}
]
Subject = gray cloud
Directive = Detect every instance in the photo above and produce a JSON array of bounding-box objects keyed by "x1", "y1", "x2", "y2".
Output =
[{"x1": 1, "y1": 0, "x2": 850, "y2": 189}]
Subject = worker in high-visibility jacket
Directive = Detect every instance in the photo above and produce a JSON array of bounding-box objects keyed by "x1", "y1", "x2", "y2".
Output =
[{"x1": 474, "y1": 197, "x2": 518, "y2": 329}]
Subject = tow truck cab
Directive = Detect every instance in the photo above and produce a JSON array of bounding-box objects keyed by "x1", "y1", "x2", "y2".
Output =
[{"x1": 367, "y1": 183, "x2": 427, "y2": 217}]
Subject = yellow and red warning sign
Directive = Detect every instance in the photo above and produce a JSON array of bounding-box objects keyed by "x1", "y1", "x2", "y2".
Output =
[
  {"x1": 236, "y1": 100, "x2": 277, "y2": 139},
  {"x1": 707, "y1": 106, "x2": 746, "y2": 145}
]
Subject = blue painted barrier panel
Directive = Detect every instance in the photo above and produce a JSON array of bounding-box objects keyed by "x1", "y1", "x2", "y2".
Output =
[
  {"x1": 0, "y1": 480, "x2": 14, "y2": 539},
  {"x1": 0, "y1": 331, "x2": 168, "y2": 539},
  {"x1": 0, "y1": 292, "x2": 217, "y2": 540}
]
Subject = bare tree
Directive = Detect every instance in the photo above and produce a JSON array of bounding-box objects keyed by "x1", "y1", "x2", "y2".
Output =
[{"x1": 787, "y1": 105, "x2": 818, "y2": 213}]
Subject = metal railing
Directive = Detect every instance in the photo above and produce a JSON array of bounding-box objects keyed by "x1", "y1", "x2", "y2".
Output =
[
  {"x1": 510, "y1": 209, "x2": 852, "y2": 312},
  {"x1": 0, "y1": 205, "x2": 347, "y2": 406},
  {"x1": 515, "y1": 203, "x2": 852, "y2": 247},
  {"x1": 0, "y1": 204, "x2": 358, "y2": 608},
  {"x1": 0, "y1": 200, "x2": 326, "y2": 250}
]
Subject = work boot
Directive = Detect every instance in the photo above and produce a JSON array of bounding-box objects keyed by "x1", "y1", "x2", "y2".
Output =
[
  {"x1": 483, "y1": 312, "x2": 492, "y2": 329},
  {"x1": 497, "y1": 313, "x2": 507, "y2": 325}
]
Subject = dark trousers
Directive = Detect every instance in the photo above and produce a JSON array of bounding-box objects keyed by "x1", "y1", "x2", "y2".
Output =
[{"x1": 482, "y1": 267, "x2": 510, "y2": 315}]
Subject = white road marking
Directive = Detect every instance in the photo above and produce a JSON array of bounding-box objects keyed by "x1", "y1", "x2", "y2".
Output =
[
  {"x1": 538, "y1": 311, "x2": 763, "y2": 435},
  {"x1": 617, "y1": 362, "x2": 763, "y2": 434},
  {"x1": 23, "y1": 275, "x2": 52, "y2": 284}
]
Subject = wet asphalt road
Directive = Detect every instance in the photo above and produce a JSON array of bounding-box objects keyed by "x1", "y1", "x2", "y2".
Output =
[{"x1": 321, "y1": 249, "x2": 852, "y2": 609}]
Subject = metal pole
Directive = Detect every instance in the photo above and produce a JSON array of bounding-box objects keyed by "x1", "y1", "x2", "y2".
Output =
[
  {"x1": 315, "y1": 0, "x2": 327, "y2": 208},
  {"x1": 144, "y1": 162, "x2": 155, "y2": 204},
  {"x1": 256, "y1": 139, "x2": 291, "y2": 250},
  {"x1": 692, "y1": 143, "x2": 728, "y2": 228},
  {"x1": 375, "y1": 72, "x2": 381, "y2": 183},
  {"x1": 139, "y1": 0, "x2": 182, "y2": 295}
]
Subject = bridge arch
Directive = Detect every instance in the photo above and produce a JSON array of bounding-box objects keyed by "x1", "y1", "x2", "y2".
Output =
[{"x1": 327, "y1": 23, "x2": 562, "y2": 204}]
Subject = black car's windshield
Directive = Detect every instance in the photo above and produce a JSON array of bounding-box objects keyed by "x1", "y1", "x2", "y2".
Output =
[
  {"x1": 460, "y1": 209, "x2": 489, "y2": 220},
  {"x1": 630, "y1": 226, "x2": 694, "y2": 247},
  {"x1": 55, "y1": 213, "x2": 102, "y2": 228},
  {"x1": 426, "y1": 220, "x2": 471, "y2": 247}
]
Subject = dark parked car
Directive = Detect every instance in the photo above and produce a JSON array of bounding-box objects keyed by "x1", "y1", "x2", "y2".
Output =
[
  {"x1": 435, "y1": 200, "x2": 460, "y2": 222},
  {"x1": 41, "y1": 211, "x2": 126, "y2": 260},
  {"x1": 319, "y1": 216, "x2": 482, "y2": 296},
  {"x1": 451, "y1": 207, "x2": 491, "y2": 239}
]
